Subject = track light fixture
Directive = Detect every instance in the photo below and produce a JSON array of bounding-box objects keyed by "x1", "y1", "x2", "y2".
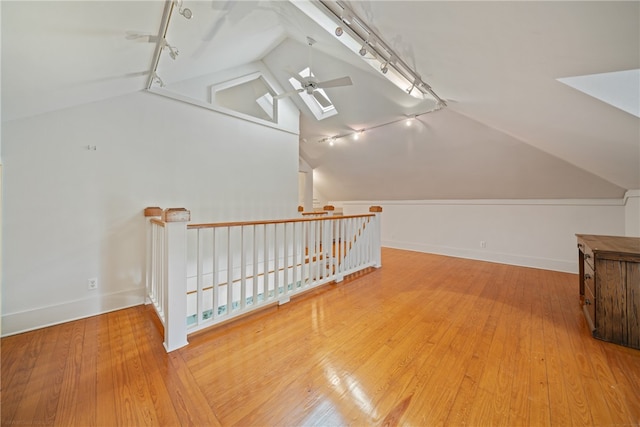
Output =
[
  {"x1": 336, "y1": 7, "x2": 353, "y2": 36},
  {"x1": 359, "y1": 42, "x2": 367, "y2": 56},
  {"x1": 290, "y1": 1, "x2": 445, "y2": 105},
  {"x1": 406, "y1": 79, "x2": 418, "y2": 95},
  {"x1": 162, "y1": 39, "x2": 179, "y2": 60},
  {"x1": 174, "y1": 0, "x2": 192, "y2": 19},
  {"x1": 151, "y1": 72, "x2": 165, "y2": 87},
  {"x1": 310, "y1": 108, "x2": 441, "y2": 146},
  {"x1": 380, "y1": 58, "x2": 390, "y2": 74}
]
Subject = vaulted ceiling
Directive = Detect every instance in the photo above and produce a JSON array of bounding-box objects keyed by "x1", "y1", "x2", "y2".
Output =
[{"x1": 2, "y1": 1, "x2": 638, "y2": 200}]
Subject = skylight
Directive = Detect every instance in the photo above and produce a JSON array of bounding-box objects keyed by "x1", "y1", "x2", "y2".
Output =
[
  {"x1": 212, "y1": 73, "x2": 278, "y2": 123},
  {"x1": 289, "y1": 67, "x2": 338, "y2": 121},
  {"x1": 256, "y1": 92, "x2": 275, "y2": 120},
  {"x1": 557, "y1": 69, "x2": 640, "y2": 118}
]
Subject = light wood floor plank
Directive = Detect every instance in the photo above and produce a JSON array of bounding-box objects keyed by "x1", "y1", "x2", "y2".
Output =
[{"x1": 2, "y1": 248, "x2": 640, "y2": 426}]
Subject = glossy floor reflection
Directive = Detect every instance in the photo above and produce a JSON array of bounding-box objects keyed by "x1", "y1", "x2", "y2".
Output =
[{"x1": 3, "y1": 248, "x2": 640, "y2": 426}]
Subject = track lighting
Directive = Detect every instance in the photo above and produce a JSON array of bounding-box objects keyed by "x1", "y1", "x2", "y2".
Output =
[
  {"x1": 359, "y1": 44, "x2": 367, "y2": 56},
  {"x1": 314, "y1": 108, "x2": 441, "y2": 145},
  {"x1": 406, "y1": 80, "x2": 416, "y2": 95},
  {"x1": 380, "y1": 59, "x2": 390, "y2": 74},
  {"x1": 174, "y1": 0, "x2": 192, "y2": 19},
  {"x1": 151, "y1": 72, "x2": 165, "y2": 87},
  {"x1": 336, "y1": 8, "x2": 353, "y2": 36},
  {"x1": 162, "y1": 39, "x2": 179, "y2": 60},
  {"x1": 290, "y1": 1, "x2": 446, "y2": 105}
]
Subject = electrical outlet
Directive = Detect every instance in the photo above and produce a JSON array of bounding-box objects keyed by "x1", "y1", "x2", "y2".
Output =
[
  {"x1": 480, "y1": 241, "x2": 487, "y2": 248},
  {"x1": 88, "y1": 278, "x2": 98, "y2": 290}
]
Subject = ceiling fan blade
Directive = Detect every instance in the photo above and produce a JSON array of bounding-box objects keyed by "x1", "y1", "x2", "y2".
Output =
[
  {"x1": 286, "y1": 70, "x2": 307, "y2": 85},
  {"x1": 316, "y1": 76, "x2": 352, "y2": 89},
  {"x1": 274, "y1": 88, "x2": 303, "y2": 100},
  {"x1": 312, "y1": 91, "x2": 332, "y2": 108}
]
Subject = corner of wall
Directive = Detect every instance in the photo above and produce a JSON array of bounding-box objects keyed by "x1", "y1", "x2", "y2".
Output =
[{"x1": 624, "y1": 190, "x2": 640, "y2": 237}]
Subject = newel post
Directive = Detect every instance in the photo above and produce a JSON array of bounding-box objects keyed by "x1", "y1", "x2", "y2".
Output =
[
  {"x1": 370, "y1": 206, "x2": 383, "y2": 268},
  {"x1": 163, "y1": 208, "x2": 191, "y2": 352}
]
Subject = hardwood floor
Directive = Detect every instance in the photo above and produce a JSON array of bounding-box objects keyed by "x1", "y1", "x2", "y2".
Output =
[{"x1": 3, "y1": 248, "x2": 640, "y2": 426}]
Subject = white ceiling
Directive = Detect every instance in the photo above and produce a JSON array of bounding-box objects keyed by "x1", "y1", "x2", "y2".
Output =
[{"x1": 2, "y1": 1, "x2": 638, "y2": 200}]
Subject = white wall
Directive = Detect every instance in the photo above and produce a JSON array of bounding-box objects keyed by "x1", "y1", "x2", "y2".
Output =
[
  {"x1": 1, "y1": 90, "x2": 299, "y2": 336},
  {"x1": 336, "y1": 199, "x2": 626, "y2": 273}
]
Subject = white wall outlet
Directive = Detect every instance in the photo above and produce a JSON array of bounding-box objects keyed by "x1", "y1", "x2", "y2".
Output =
[
  {"x1": 88, "y1": 278, "x2": 98, "y2": 290},
  {"x1": 480, "y1": 241, "x2": 487, "y2": 248}
]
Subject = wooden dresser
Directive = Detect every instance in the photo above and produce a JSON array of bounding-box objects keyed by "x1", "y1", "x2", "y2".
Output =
[{"x1": 576, "y1": 234, "x2": 640, "y2": 350}]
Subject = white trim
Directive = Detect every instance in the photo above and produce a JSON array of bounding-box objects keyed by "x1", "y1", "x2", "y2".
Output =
[
  {"x1": 1, "y1": 287, "x2": 145, "y2": 337},
  {"x1": 210, "y1": 71, "x2": 278, "y2": 124},
  {"x1": 624, "y1": 189, "x2": 640, "y2": 203},
  {"x1": 339, "y1": 198, "x2": 626, "y2": 207},
  {"x1": 147, "y1": 87, "x2": 298, "y2": 135},
  {"x1": 383, "y1": 240, "x2": 576, "y2": 273}
]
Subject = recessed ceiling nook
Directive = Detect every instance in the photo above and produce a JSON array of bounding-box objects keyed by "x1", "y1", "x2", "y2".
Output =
[{"x1": 142, "y1": 0, "x2": 447, "y2": 145}]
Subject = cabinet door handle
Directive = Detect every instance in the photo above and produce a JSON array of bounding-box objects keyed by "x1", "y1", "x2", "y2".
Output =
[
  {"x1": 585, "y1": 253, "x2": 591, "y2": 260},
  {"x1": 585, "y1": 273, "x2": 592, "y2": 280},
  {"x1": 578, "y1": 243, "x2": 583, "y2": 249},
  {"x1": 585, "y1": 299, "x2": 592, "y2": 305}
]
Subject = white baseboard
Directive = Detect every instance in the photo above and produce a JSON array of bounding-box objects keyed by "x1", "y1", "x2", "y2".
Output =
[
  {"x1": 1, "y1": 287, "x2": 146, "y2": 337},
  {"x1": 383, "y1": 240, "x2": 577, "y2": 273}
]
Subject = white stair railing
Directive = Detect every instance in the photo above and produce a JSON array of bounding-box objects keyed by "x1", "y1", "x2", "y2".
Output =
[{"x1": 145, "y1": 206, "x2": 382, "y2": 352}]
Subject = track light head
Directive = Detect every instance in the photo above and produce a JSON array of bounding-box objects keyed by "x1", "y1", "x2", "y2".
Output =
[
  {"x1": 174, "y1": 0, "x2": 192, "y2": 19},
  {"x1": 180, "y1": 7, "x2": 192, "y2": 19},
  {"x1": 152, "y1": 72, "x2": 165, "y2": 87},
  {"x1": 335, "y1": 26, "x2": 343, "y2": 36},
  {"x1": 162, "y1": 39, "x2": 179, "y2": 60},
  {"x1": 359, "y1": 45, "x2": 367, "y2": 56}
]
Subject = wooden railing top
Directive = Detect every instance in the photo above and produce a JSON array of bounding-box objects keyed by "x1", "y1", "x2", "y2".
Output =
[
  {"x1": 301, "y1": 211, "x2": 328, "y2": 216},
  {"x1": 187, "y1": 213, "x2": 375, "y2": 229}
]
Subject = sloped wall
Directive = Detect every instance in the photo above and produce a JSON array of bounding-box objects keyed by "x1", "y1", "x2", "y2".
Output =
[{"x1": 1, "y1": 91, "x2": 299, "y2": 336}]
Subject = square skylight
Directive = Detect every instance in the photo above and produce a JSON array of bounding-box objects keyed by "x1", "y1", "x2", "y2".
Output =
[
  {"x1": 557, "y1": 69, "x2": 640, "y2": 118},
  {"x1": 289, "y1": 67, "x2": 338, "y2": 121}
]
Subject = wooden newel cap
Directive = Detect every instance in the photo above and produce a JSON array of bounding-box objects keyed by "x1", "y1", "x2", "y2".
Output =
[
  {"x1": 323, "y1": 205, "x2": 335, "y2": 211},
  {"x1": 369, "y1": 206, "x2": 383, "y2": 213},
  {"x1": 144, "y1": 207, "x2": 163, "y2": 217},
  {"x1": 298, "y1": 205, "x2": 304, "y2": 212},
  {"x1": 163, "y1": 208, "x2": 191, "y2": 222}
]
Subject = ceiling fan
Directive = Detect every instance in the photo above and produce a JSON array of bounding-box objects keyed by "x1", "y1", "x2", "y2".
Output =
[{"x1": 275, "y1": 37, "x2": 352, "y2": 108}]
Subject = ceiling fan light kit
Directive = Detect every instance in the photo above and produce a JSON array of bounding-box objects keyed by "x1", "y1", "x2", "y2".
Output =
[{"x1": 289, "y1": 0, "x2": 445, "y2": 106}]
